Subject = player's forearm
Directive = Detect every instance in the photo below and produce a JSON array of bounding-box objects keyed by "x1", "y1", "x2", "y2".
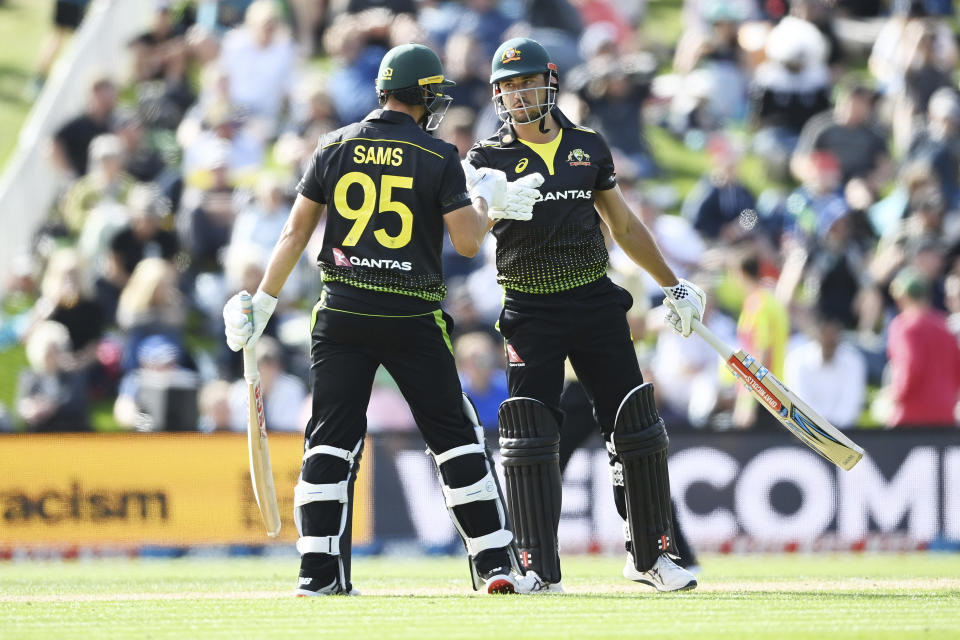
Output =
[{"x1": 612, "y1": 220, "x2": 678, "y2": 288}]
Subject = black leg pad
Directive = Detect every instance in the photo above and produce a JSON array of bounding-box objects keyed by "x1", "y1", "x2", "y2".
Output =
[
  {"x1": 498, "y1": 397, "x2": 563, "y2": 584},
  {"x1": 612, "y1": 383, "x2": 677, "y2": 572}
]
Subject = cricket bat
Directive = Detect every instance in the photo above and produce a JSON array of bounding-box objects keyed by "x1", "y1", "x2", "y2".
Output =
[
  {"x1": 240, "y1": 292, "x2": 282, "y2": 536},
  {"x1": 692, "y1": 319, "x2": 864, "y2": 470}
]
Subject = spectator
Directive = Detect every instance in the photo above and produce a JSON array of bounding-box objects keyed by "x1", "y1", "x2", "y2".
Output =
[
  {"x1": 199, "y1": 378, "x2": 233, "y2": 432},
  {"x1": 17, "y1": 321, "x2": 90, "y2": 432},
  {"x1": 731, "y1": 248, "x2": 789, "y2": 428},
  {"x1": 906, "y1": 88, "x2": 960, "y2": 208},
  {"x1": 795, "y1": 83, "x2": 890, "y2": 192},
  {"x1": 219, "y1": 0, "x2": 299, "y2": 134},
  {"x1": 229, "y1": 336, "x2": 307, "y2": 432},
  {"x1": 454, "y1": 331, "x2": 508, "y2": 428},
  {"x1": 885, "y1": 267, "x2": 960, "y2": 427},
  {"x1": 569, "y1": 48, "x2": 658, "y2": 177},
  {"x1": 321, "y1": 11, "x2": 387, "y2": 125},
  {"x1": 29, "y1": 0, "x2": 91, "y2": 96},
  {"x1": 178, "y1": 145, "x2": 238, "y2": 277},
  {"x1": 61, "y1": 133, "x2": 134, "y2": 235},
  {"x1": 114, "y1": 334, "x2": 199, "y2": 431},
  {"x1": 681, "y1": 135, "x2": 756, "y2": 243},
  {"x1": 782, "y1": 150, "x2": 849, "y2": 243},
  {"x1": 32, "y1": 248, "x2": 104, "y2": 376},
  {"x1": 115, "y1": 257, "x2": 188, "y2": 374},
  {"x1": 129, "y1": 0, "x2": 189, "y2": 84},
  {"x1": 52, "y1": 76, "x2": 116, "y2": 177},
  {"x1": 784, "y1": 314, "x2": 867, "y2": 429},
  {"x1": 749, "y1": 16, "x2": 831, "y2": 179},
  {"x1": 105, "y1": 184, "x2": 179, "y2": 307}
]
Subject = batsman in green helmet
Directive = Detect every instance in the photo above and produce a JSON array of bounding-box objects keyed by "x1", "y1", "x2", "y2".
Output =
[
  {"x1": 375, "y1": 43, "x2": 455, "y2": 132},
  {"x1": 222, "y1": 42, "x2": 546, "y2": 597},
  {"x1": 465, "y1": 37, "x2": 706, "y2": 594}
]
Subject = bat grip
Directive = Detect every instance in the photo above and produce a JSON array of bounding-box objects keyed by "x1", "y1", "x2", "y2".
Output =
[{"x1": 238, "y1": 291, "x2": 258, "y2": 380}]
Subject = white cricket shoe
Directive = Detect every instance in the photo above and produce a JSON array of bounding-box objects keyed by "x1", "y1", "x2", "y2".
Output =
[
  {"x1": 484, "y1": 571, "x2": 518, "y2": 594},
  {"x1": 515, "y1": 570, "x2": 564, "y2": 594},
  {"x1": 623, "y1": 554, "x2": 698, "y2": 592},
  {"x1": 295, "y1": 577, "x2": 360, "y2": 597}
]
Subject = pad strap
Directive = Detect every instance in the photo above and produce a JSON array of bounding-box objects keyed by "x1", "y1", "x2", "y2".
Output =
[
  {"x1": 441, "y1": 471, "x2": 498, "y2": 506},
  {"x1": 430, "y1": 442, "x2": 486, "y2": 466},
  {"x1": 296, "y1": 536, "x2": 341, "y2": 555},
  {"x1": 294, "y1": 480, "x2": 349, "y2": 506},
  {"x1": 303, "y1": 444, "x2": 356, "y2": 463},
  {"x1": 464, "y1": 528, "x2": 514, "y2": 556}
]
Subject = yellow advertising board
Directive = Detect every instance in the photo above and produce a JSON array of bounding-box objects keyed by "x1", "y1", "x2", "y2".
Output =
[{"x1": 0, "y1": 434, "x2": 372, "y2": 548}]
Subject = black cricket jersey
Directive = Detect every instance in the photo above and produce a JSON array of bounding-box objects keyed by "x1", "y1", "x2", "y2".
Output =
[
  {"x1": 297, "y1": 109, "x2": 471, "y2": 311},
  {"x1": 466, "y1": 108, "x2": 617, "y2": 294}
]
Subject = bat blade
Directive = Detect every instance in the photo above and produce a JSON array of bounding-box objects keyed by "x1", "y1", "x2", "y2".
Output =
[
  {"x1": 247, "y1": 376, "x2": 282, "y2": 536},
  {"x1": 692, "y1": 320, "x2": 864, "y2": 470}
]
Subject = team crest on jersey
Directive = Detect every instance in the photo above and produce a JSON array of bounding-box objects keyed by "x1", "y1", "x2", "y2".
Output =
[
  {"x1": 501, "y1": 48, "x2": 522, "y2": 63},
  {"x1": 567, "y1": 148, "x2": 591, "y2": 167},
  {"x1": 333, "y1": 247, "x2": 352, "y2": 267}
]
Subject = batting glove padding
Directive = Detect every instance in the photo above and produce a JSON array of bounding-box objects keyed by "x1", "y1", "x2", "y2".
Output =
[
  {"x1": 223, "y1": 289, "x2": 277, "y2": 352},
  {"x1": 461, "y1": 160, "x2": 544, "y2": 222},
  {"x1": 489, "y1": 172, "x2": 544, "y2": 222},
  {"x1": 662, "y1": 279, "x2": 706, "y2": 338}
]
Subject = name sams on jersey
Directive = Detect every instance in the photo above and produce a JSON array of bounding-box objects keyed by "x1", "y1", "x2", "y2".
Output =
[{"x1": 353, "y1": 144, "x2": 404, "y2": 166}]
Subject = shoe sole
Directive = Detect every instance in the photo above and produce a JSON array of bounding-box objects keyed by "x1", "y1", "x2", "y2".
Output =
[
  {"x1": 486, "y1": 578, "x2": 517, "y2": 594},
  {"x1": 630, "y1": 578, "x2": 698, "y2": 592}
]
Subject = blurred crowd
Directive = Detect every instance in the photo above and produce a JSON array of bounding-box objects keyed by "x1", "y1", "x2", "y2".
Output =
[{"x1": 1, "y1": 0, "x2": 959, "y2": 435}]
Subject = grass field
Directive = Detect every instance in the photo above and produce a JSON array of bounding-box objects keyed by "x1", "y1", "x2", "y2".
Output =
[
  {"x1": 2, "y1": 553, "x2": 959, "y2": 639},
  {"x1": 0, "y1": 0, "x2": 52, "y2": 169}
]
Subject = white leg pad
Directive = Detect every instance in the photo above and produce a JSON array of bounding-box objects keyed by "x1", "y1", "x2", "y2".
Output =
[
  {"x1": 464, "y1": 528, "x2": 514, "y2": 556},
  {"x1": 297, "y1": 536, "x2": 341, "y2": 555},
  {"x1": 441, "y1": 471, "x2": 499, "y2": 507}
]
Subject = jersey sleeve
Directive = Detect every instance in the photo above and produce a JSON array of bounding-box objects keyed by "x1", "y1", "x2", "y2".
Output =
[
  {"x1": 296, "y1": 136, "x2": 328, "y2": 204},
  {"x1": 437, "y1": 144, "x2": 472, "y2": 214},
  {"x1": 465, "y1": 143, "x2": 491, "y2": 169},
  {"x1": 594, "y1": 133, "x2": 617, "y2": 191}
]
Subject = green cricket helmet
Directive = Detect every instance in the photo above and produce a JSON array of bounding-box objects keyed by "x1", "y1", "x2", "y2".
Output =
[
  {"x1": 376, "y1": 43, "x2": 455, "y2": 131},
  {"x1": 489, "y1": 37, "x2": 558, "y2": 125}
]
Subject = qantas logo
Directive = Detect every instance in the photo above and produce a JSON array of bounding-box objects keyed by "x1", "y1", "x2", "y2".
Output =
[
  {"x1": 540, "y1": 189, "x2": 592, "y2": 201},
  {"x1": 506, "y1": 344, "x2": 525, "y2": 367},
  {"x1": 333, "y1": 248, "x2": 351, "y2": 267},
  {"x1": 332, "y1": 248, "x2": 412, "y2": 271}
]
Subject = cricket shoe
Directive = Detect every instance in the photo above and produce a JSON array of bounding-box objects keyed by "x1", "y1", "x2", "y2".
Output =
[
  {"x1": 295, "y1": 576, "x2": 359, "y2": 597},
  {"x1": 623, "y1": 554, "x2": 697, "y2": 592},
  {"x1": 482, "y1": 567, "x2": 518, "y2": 594},
  {"x1": 515, "y1": 570, "x2": 564, "y2": 594}
]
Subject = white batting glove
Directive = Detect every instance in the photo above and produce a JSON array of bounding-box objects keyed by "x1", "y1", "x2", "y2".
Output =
[
  {"x1": 223, "y1": 289, "x2": 277, "y2": 352},
  {"x1": 662, "y1": 279, "x2": 706, "y2": 338},
  {"x1": 462, "y1": 160, "x2": 507, "y2": 208},
  {"x1": 489, "y1": 172, "x2": 545, "y2": 222}
]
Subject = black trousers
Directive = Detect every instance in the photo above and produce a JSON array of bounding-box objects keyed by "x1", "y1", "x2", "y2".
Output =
[
  {"x1": 498, "y1": 277, "x2": 644, "y2": 434},
  {"x1": 299, "y1": 296, "x2": 505, "y2": 586}
]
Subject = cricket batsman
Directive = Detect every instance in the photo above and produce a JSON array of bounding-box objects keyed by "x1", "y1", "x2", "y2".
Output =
[
  {"x1": 223, "y1": 43, "x2": 545, "y2": 595},
  {"x1": 464, "y1": 37, "x2": 705, "y2": 592}
]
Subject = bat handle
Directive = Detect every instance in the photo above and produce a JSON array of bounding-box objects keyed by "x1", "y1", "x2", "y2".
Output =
[
  {"x1": 691, "y1": 318, "x2": 734, "y2": 360},
  {"x1": 238, "y1": 291, "x2": 258, "y2": 379}
]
